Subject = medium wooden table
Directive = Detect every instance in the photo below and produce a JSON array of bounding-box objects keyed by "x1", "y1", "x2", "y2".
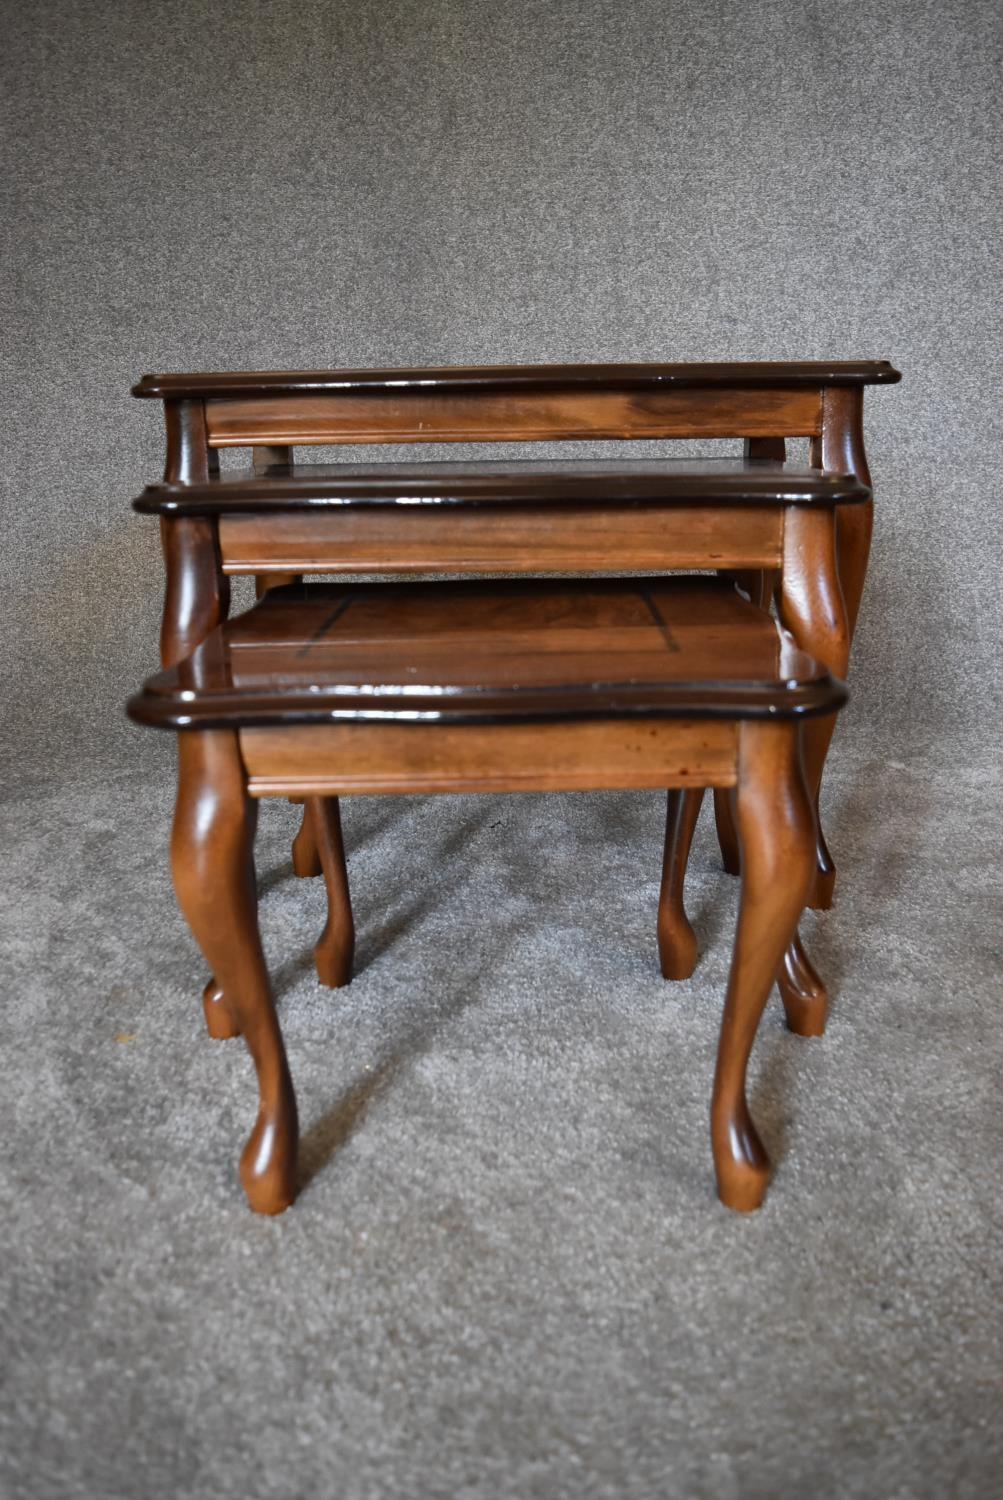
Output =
[
  {"x1": 132, "y1": 362, "x2": 898, "y2": 986},
  {"x1": 129, "y1": 576, "x2": 847, "y2": 1214}
]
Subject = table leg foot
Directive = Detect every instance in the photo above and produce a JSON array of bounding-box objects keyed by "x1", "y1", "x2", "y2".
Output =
[{"x1": 777, "y1": 932, "x2": 829, "y2": 1037}]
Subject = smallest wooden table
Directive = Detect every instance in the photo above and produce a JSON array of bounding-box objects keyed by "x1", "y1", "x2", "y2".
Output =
[{"x1": 129, "y1": 577, "x2": 846, "y2": 1215}]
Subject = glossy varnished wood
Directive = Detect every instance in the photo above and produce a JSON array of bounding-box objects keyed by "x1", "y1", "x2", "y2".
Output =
[
  {"x1": 141, "y1": 362, "x2": 893, "y2": 923},
  {"x1": 779, "y1": 498, "x2": 850, "y2": 910},
  {"x1": 814, "y1": 385, "x2": 873, "y2": 637},
  {"x1": 129, "y1": 360, "x2": 891, "y2": 1213},
  {"x1": 158, "y1": 400, "x2": 229, "y2": 667},
  {"x1": 217, "y1": 504, "x2": 784, "y2": 575},
  {"x1": 128, "y1": 579, "x2": 846, "y2": 731},
  {"x1": 776, "y1": 931, "x2": 829, "y2": 1037},
  {"x1": 133, "y1": 578, "x2": 843, "y2": 1213},
  {"x1": 712, "y1": 721, "x2": 818, "y2": 1210},
  {"x1": 290, "y1": 807, "x2": 322, "y2": 876},
  {"x1": 137, "y1": 456, "x2": 870, "y2": 514},
  {"x1": 171, "y1": 730, "x2": 298, "y2": 1214},
  {"x1": 239, "y1": 719, "x2": 739, "y2": 797},
  {"x1": 134, "y1": 360, "x2": 902, "y2": 400},
  {"x1": 307, "y1": 796, "x2": 354, "y2": 987},
  {"x1": 199, "y1": 386, "x2": 823, "y2": 447},
  {"x1": 159, "y1": 516, "x2": 230, "y2": 669},
  {"x1": 163, "y1": 398, "x2": 216, "y2": 484},
  {"x1": 658, "y1": 788, "x2": 704, "y2": 980},
  {"x1": 802, "y1": 385, "x2": 874, "y2": 906}
]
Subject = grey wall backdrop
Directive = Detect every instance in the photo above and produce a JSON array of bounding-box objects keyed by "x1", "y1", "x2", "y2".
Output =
[
  {"x1": 3, "y1": 4, "x2": 1001, "y2": 1500},
  {"x1": 3, "y1": 0, "x2": 1000, "y2": 776}
]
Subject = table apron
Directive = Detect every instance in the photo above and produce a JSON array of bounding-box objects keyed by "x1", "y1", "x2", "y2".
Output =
[
  {"x1": 240, "y1": 719, "x2": 738, "y2": 796},
  {"x1": 204, "y1": 385, "x2": 823, "y2": 445},
  {"x1": 219, "y1": 505, "x2": 782, "y2": 574}
]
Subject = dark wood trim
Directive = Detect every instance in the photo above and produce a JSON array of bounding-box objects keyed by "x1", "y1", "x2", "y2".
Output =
[
  {"x1": 130, "y1": 682, "x2": 846, "y2": 732},
  {"x1": 134, "y1": 360, "x2": 902, "y2": 400},
  {"x1": 813, "y1": 385, "x2": 873, "y2": 638},
  {"x1": 159, "y1": 516, "x2": 230, "y2": 668},
  {"x1": 163, "y1": 399, "x2": 213, "y2": 484},
  {"x1": 136, "y1": 458, "x2": 870, "y2": 515}
]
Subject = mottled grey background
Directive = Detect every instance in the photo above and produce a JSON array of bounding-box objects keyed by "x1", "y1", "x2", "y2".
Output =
[
  {"x1": 2, "y1": 4, "x2": 1001, "y2": 1500},
  {"x1": 3, "y1": 0, "x2": 1000, "y2": 776}
]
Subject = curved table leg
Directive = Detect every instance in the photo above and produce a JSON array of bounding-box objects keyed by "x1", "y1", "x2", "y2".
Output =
[
  {"x1": 779, "y1": 506, "x2": 851, "y2": 918},
  {"x1": 711, "y1": 722, "x2": 816, "y2": 1212},
  {"x1": 171, "y1": 730, "x2": 298, "y2": 1215},
  {"x1": 308, "y1": 796, "x2": 355, "y2": 987},
  {"x1": 804, "y1": 388, "x2": 873, "y2": 907},
  {"x1": 713, "y1": 788, "x2": 741, "y2": 876},
  {"x1": 658, "y1": 788, "x2": 704, "y2": 979},
  {"x1": 291, "y1": 804, "x2": 322, "y2": 877}
]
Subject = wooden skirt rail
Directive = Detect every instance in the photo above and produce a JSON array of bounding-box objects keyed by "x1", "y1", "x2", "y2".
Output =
[
  {"x1": 200, "y1": 385, "x2": 825, "y2": 446},
  {"x1": 239, "y1": 719, "x2": 739, "y2": 796},
  {"x1": 216, "y1": 503, "x2": 784, "y2": 574}
]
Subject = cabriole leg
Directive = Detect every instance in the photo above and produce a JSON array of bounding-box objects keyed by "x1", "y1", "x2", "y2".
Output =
[
  {"x1": 779, "y1": 504, "x2": 850, "y2": 912},
  {"x1": 291, "y1": 806, "x2": 322, "y2": 876},
  {"x1": 711, "y1": 722, "x2": 815, "y2": 1212},
  {"x1": 308, "y1": 796, "x2": 355, "y2": 987},
  {"x1": 713, "y1": 788, "x2": 741, "y2": 876},
  {"x1": 658, "y1": 788, "x2": 704, "y2": 980},
  {"x1": 171, "y1": 730, "x2": 298, "y2": 1215},
  {"x1": 805, "y1": 388, "x2": 872, "y2": 907}
]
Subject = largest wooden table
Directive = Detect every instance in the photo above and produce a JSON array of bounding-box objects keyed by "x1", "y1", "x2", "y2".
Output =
[{"x1": 132, "y1": 359, "x2": 899, "y2": 965}]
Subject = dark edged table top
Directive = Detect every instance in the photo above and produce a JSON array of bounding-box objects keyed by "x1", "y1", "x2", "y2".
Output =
[
  {"x1": 133, "y1": 361, "x2": 901, "y2": 400},
  {"x1": 128, "y1": 578, "x2": 847, "y2": 730},
  {"x1": 136, "y1": 458, "x2": 871, "y2": 515}
]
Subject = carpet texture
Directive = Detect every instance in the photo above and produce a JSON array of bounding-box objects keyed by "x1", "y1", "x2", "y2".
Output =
[
  {"x1": 2, "y1": 0, "x2": 1001, "y2": 1494},
  {"x1": 1, "y1": 752, "x2": 1001, "y2": 1498}
]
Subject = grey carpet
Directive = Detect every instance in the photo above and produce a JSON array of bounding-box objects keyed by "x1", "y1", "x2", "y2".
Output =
[
  {"x1": 3, "y1": 0, "x2": 1002, "y2": 1493},
  {"x1": 2, "y1": 748, "x2": 1000, "y2": 1499}
]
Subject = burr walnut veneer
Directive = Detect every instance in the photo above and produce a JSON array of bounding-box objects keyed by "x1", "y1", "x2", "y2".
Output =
[{"x1": 129, "y1": 578, "x2": 846, "y2": 1216}]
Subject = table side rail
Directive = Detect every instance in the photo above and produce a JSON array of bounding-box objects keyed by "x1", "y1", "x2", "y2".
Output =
[
  {"x1": 239, "y1": 719, "x2": 739, "y2": 796},
  {"x1": 203, "y1": 385, "x2": 824, "y2": 447},
  {"x1": 217, "y1": 504, "x2": 783, "y2": 574}
]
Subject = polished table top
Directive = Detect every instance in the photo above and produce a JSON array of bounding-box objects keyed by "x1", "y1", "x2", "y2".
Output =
[
  {"x1": 137, "y1": 458, "x2": 871, "y2": 514},
  {"x1": 129, "y1": 578, "x2": 847, "y2": 729},
  {"x1": 133, "y1": 360, "x2": 902, "y2": 399}
]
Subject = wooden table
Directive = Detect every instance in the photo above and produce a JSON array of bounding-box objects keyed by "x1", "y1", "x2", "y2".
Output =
[
  {"x1": 132, "y1": 362, "x2": 898, "y2": 983},
  {"x1": 128, "y1": 576, "x2": 847, "y2": 1214}
]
